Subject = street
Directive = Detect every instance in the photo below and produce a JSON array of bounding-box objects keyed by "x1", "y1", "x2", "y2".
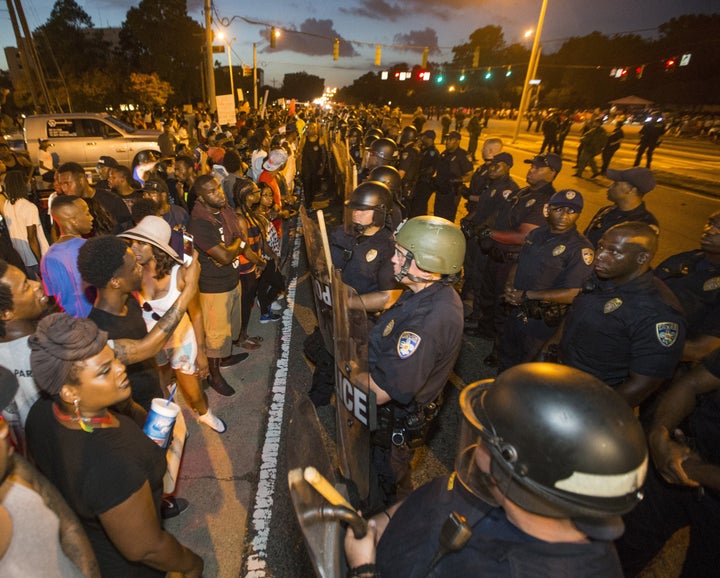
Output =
[{"x1": 164, "y1": 117, "x2": 719, "y2": 578}]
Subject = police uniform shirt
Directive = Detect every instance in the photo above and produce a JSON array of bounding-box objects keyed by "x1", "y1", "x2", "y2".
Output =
[
  {"x1": 655, "y1": 250, "x2": 720, "y2": 338},
  {"x1": 369, "y1": 282, "x2": 463, "y2": 406},
  {"x1": 494, "y1": 182, "x2": 556, "y2": 239},
  {"x1": 560, "y1": 271, "x2": 686, "y2": 387},
  {"x1": 435, "y1": 147, "x2": 473, "y2": 187},
  {"x1": 692, "y1": 348, "x2": 720, "y2": 465},
  {"x1": 376, "y1": 477, "x2": 623, "y2": 577},
  {"x1": 417, "y1": 145, "x2": 439, "y2": 180},
  {"x1": 472, "y1": 174, "x2": 520, "y2": 227},
  {"x1": 329, "y1": 226, "x2": 396, "y2": 294},
  {"x1": 584, "y1": 203, "x2": 659, "y2": 248},
  {"x1": 398, "y1": 144, "x2": 420, "y2": 185},
  {"x1": 514, "y1": 226, "x2": 594, "y2": 291}
]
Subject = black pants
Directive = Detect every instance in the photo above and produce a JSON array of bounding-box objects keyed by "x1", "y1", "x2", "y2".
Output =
[
  {"x1": 433, "y1": 186, "x2": 460, "y2": 223},
  {"x1": 256, "y1": 260, "x2": 284, "y2": 313},
  {"x1": 408, "y1": 179, "x2": 433, "y2": 217},
  {"x1": 239, "y1": 271, "x2": 259, "y2": 332}
]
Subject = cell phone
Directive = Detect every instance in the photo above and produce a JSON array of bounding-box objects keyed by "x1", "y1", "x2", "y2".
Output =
[{"x1": 182, "y1": 232, "x2": 194, "y2": 265}]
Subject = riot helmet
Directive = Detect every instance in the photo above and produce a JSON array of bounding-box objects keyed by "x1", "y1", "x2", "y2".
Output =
[
  {"x1": 369, "y1": 138, "x2": 397, "y2": 163},
  {"x1": 395, "y1": 216, "x2": 465, "y2": 279},
  {"x1": 364, "y1": 127, "x2": 384, "y2": 141},
  {"x1": 344, "y1": 181, "x2": 393, "y2": 234},
  {"x1": 348, "y1": 124, "x2": 364, "y2": 143},
  {"x1": 455, "y1": 363, "x2": 647, "y2": 529},
  {"x1": 399, "y1": 125, "x2": 418, "y2": 147},
  {"x1": 369, "y1": 165, "x2": 402, "y2": 199}
]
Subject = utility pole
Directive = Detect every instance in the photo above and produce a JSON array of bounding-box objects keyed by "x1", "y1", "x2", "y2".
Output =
[
  {"x1": 204, "y1": 0, "x2": 216, "y2": 113},
  {"x1": 253, "y1": 43, "x2": 258, "y2": 110}
]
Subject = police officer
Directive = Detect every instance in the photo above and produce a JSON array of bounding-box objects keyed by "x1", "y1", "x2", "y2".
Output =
[
  {"x1": 634, "y1": 115, "x2": 666, "y2": 169},
  {"x1": 396, "y1": 126, "x2": 420, "y2": 208},
  {"x1": 364, "y1": 216, "x2": 465, "y2": 507},
  {"x1": 655, "y1": 210, "x2": 720, "y2": 361},
  {"x1": 407, "y1": 130, "x2": 439, "y2": 218},
  {"x1": 368, "y1": 165, "x2": 404, "y2": 228},
  {"x1": 346, "y1": 363, "x2": 648, "y2": 578},
  {"x1": 469, "y1": 153, "x2": 561, "y2": 359},
  {"x1": 463, "y1": 138, "x2": 503, "y2": 216},
  {"x1": 584, "y1": 167, "x2": 659, "y2": 248},
  {"x1": 359, "y1": 137, "x2": 397, "y2": 182},
  {"x1": 554, "y1": 222, "x2": 686, "y2": 407},
  {"x1": 329, "y1": 181, "x2": 397, "y2": 295},
  {"x1": 348, "y1": 124, "x2": 364, "y2": 167},
  {"x1": 499, "y1": 189, "x2": 594, "y2": 370},
  {"x1": 433, "y1": 131, "x2": 473, "y2": 223}
]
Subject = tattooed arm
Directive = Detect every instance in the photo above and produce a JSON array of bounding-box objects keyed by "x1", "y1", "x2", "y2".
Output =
[{"x1": 113, "y1": 255, "x2": 200, "y2": 365}]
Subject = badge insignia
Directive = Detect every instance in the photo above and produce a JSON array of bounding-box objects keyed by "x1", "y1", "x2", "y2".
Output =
[
  {"x1": 582, "y1": 248, "x2": 594, "y2": 265},
  {"x1": 366, "y1": 249, "x2": 378, "y2": 262},
  {"x1": 552, "y1": 245, "x2": 566, "y2": 256},
  {"x1": 703, "y1": 276, "x2": 720, "y2": 291},
  {"x1": 401, "y1": 152, "x2": 408, "y2": 160},
  {"x1": 656, "y1": 322, "x2": 679, "y2": 347},
  {"x1": 565, "y1": 190, "x2": 576, "y2": 199},
  {"x1": 525, "y1": 198, "x2": 536, "y2": 208},
  {"x1": 490, "y1": 189, "x2": 497, "y2": 197},
  {"x1": 603, "y1": 298, "x2": 623, "y2": 314},
  {"x1": 502, "y1": 189, "x2": 512, "y2": 199},
  {"x1": 383, "y1": 319, "x2": 394, "y2": 337},
  {"x1": 397, "y1": 331, "x2": 421, "y2": 358}
]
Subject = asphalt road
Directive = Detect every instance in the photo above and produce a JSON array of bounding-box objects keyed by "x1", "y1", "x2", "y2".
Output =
[{"x1": 164, "y1": 117, "x2": 719, "y2": 578}]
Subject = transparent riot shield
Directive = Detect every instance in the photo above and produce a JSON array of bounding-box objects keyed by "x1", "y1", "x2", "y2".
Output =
[
  {"x1": 332, "y1": 269, "x2": 375, "y2": 501},
  {"x1": 300, "y1": 206, "x2": 334, "y2": 348}
]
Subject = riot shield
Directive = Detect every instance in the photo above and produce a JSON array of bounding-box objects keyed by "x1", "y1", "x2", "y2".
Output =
[
  {"x1": 300, "y1": 206, "x2": 334, "y2": 348},
  {"x1": 332, "y1": 269, "x2": 375, "y2": 501}
]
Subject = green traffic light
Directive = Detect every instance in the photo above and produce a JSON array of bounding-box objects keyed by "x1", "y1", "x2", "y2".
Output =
[
  {"x1": 459, "y1": 74, "x2": 466, "y2": 82},
  {"x1": 484, "y1": 71, "x2": 492, "y2": 80},
  {"x1": 436, "y1": 75, "x2": 444, "y2": 83}
]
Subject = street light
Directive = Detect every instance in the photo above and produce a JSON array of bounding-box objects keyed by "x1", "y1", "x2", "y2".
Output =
[
  {"x1": 217, "y1": 31, "x2": 236, "y2": 106},
  {"x1": 513, "y1": 0, "x2": 549, "y2": 143}
]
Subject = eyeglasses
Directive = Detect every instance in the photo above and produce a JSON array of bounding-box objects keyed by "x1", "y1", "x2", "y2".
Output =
[{"x1": 142, "y1": 301, "x2": 161, "y2": 321}]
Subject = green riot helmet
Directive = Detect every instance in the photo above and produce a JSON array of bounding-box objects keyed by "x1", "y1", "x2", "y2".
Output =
[
  {"x1": 399, "y1": 125, "x2": 418, "y2": 147},
  {"x1": 395, "y1": 216, "x2": 466, "y2": 277},
  {"x1": 369, "y1": 165, "x2": 402, "y2": 200},
  {"x1": 456, "y1": 363, "x2": 648, "y2": 536},
  {"x1": 344, "y1": 181, "x2": 393, "y2": 234}
]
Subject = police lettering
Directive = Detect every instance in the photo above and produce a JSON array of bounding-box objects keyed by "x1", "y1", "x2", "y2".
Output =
[
  {"x1": 338, "y1": 372, "x2": 369, "y2": 427},
  {"x1": 312, "y1": 278, "x2": 333, "y2": 307}
]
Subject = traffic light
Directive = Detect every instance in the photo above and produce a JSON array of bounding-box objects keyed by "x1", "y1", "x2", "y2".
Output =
[
  {"x1": 421, "y1": 47, "x2": 429, "y2": 69},
  {"x1": 459, "y1": 70, "x2": 466, "y2": 82},
  {"x1": 435, "y1": 74, "x2": 444, "y2": 84},
  {"x1": 270, "y1": 27, "x2": 277, "y2": 48},
  {"x1": 505, "y1": 66, "x2": 512, "y2": 77},
  {"x1": 635, "y1": 65, "x2": 645, "y2": 79},
  {"x1": 333, "y1": 39, "x2": 339, "y2": 61},
  {"x1": 375, "y1": 44, "x2": 382, "y2": 67},
  {"x1": 484, "y1": 68, "x2": 493, "y2": 80},
  {"x1": 664, "y1": 58, "x2": 676, "y2": 71}
]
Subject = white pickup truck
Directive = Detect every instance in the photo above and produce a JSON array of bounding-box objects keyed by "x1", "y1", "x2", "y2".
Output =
[{"x1": 23, "y1": 112, "x2": 161, "y2": 169}]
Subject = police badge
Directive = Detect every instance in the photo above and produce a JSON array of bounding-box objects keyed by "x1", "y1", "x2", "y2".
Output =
[
  {"x1": 525, "y1": 198, "x2": 536, "y2": 208},
  {"x1": 703, "y1": 276, "x2": 720, "y2": 291},
  {"x1": 383, "y1": 319, "x2": 394, "y2": 336},
  {"x1": 552, "y1": 245, "x2": 566, "y2": 256},
  {"x1": 366, "y1": 249, "x2": 378, "y2": 262},
  {"x1": 603, "y1": 298, "x2": 623, "y2": 314},
  {"x1": 656, "y1": 322, "x2": 679, "y2": 347},
  {"x1": 397, "y1": 331, "x2": 421, "y2": 358}
]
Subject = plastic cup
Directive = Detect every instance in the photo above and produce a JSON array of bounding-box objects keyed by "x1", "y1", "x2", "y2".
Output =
[{"x1": 143, "y1": 398, "x2": 180, "y2": 448}]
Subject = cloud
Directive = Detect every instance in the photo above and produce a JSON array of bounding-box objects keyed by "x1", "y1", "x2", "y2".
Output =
[
  {"x1": 260, "y1": 18, "x2": 359, "y2": 57},
  {"x1": 339, "y1": 0, "x2": 404, "y2": 21},
  {"x1": 392, "y1": 28, "x2": 440, "y2": 53},
  {"x1": 340, "y1": 0, "x2": 494, "y2": 21}
]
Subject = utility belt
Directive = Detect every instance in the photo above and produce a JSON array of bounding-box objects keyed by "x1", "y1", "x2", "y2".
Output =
[
  {"x1": 488, "y1": 247, "x2": 519, "y2": 263},
  {"x1": 372, "y1": 401, "x2": 440, "y2": 450},
  {"x1": 517, "y1": 300, "x2": 569, "y2": 327}
]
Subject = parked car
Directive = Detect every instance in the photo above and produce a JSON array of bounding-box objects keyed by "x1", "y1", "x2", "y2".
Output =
[{"x1": 23, "y1": 113, "x2": 161, "y2": 169}]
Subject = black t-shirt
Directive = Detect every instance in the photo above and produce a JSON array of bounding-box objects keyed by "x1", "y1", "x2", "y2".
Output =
[
  {"x1": 89, "y1": 299, "x2": 163, "y2": 410},
  {"x1": 94, "y1": 188, "x2": 133, "y2": 233},
  {"x1": 188, "y1": 215, "x2": 241, "y2": 294},
  {"x1": 26, "y1": 398, "x2": 166, "y2": 578}
]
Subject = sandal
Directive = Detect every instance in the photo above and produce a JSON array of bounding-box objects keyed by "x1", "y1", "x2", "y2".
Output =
[{"x1": 237, "y1": 336, "x2": 263, "y2": 350}]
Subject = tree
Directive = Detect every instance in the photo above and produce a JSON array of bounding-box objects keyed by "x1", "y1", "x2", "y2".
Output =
[
  {"x1": 281, "y1": 72, "x2": 324, "y2": 102},
  {"x1": 127, "y1": 72, "x2": 173, "y2": 109},
  {"x1": 118, "y1": 0, "x2": 204, "y2": 105}
]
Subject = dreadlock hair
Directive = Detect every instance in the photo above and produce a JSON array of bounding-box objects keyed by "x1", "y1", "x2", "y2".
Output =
[
  {"x1": 2, "y1": 171, "x2": 31, "y2": 204},
  {"x1": 233, "y1": 178, "x2": 261, "y2": 230}
]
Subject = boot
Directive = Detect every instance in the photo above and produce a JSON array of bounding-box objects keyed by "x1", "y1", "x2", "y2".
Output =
[{"x1": 207, "y1": 357, "x2": 236, "y2": 396}]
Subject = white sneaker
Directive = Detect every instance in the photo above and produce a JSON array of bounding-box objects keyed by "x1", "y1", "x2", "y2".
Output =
[
  {"x1": 198, "y1": 409, "x2": 227, "y2": 433},
  {"x1": 270, "y1": 299, "x2": 283, "y2": 312}
]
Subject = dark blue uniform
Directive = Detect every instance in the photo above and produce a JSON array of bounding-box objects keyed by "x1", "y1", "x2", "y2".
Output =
[
  {"x1": 433, "y1": 147, "x2": 473, "y2": 223},
  {"x1": 655, "y1": 250, "x2": 720, "y2": 339},
  {"x1": 329, "y1": 226, "x2": 396, "y2": 294},
  {"x1": 583, "y1": 203, "x2": 659, "y2": 248},
  {"x1": 499, "y1": 225, "x2": 594, "y2": 369},
  {"x1": 408, "y1": 145, "x2": 438, "y2": 217},
  {"x1": 617, "y1": 348, "x2": 720, "y2": 577},
  {"x1": 560, "y1": 271, "x2": 685, "y2": 388},
  {"x1": 398, "y1": 144, "x2": 420, "y2": 203},
  {"x1": 378, "y1": 477, "x2": 623, "y2": 578},
  {"x1": 368, "y1": 282, "x2": 463, "y2": 504}
]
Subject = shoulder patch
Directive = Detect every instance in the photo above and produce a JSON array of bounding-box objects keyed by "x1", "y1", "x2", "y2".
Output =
[
  {"x1": 582, "y1": 248, "x2": 594, "y2": 265},
  {"x1": 703, "y1": 276, "x2": 720, "y2": 292},
  {"x1": 552, "y1": 244, "x2": 566, "y2": 256},
  {"x1": 401, "y1": 152, "x2": 409, "y2": 160},
  {"x1": 366, "y1": 249, "x2": 378, "y2": 262},
  {"x1": 397, "y1": 331, "x2": 421, "y2": 359},
  {"x1": 502, "y1": 189, "x2": 513, "y2": 199},
  {"x1": 656, "y1": 322, "x2": 679, "y2": 347},
  {"x1": 603, "y1": 298, "x2": 623, "y2": 314}
]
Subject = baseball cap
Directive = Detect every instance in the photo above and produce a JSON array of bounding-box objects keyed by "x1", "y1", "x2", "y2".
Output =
[
  {"x1": 97, "y1": 156, "x2": 119, "y2": 168},
  {"x1": 548, "y1": 189, "x2": 584, "y2": 212},
  {"x1": 491, "y1": 152, "x2": 514, "y2": 167},
  {"x1": 447, "y1": 130, "x2": 462, "y2": 141},
  {"x1": 421, "y1": 129, "x2": 436, "y2": 140},
  {"x1": 524, "y1": 153, "x2": 562, "y2": 173},
  {"x1": 605, "y1": 167, "x2": 656, "y2": 195},
  {"x1": 141, "y1": 177, "x2": 169, "y2": 195}
]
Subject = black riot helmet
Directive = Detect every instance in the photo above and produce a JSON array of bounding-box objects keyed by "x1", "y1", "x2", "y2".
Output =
[
  {"x1": 363, "y1": 133, "x2": 380, "y2": 149},
  {"x1": 456, "y1": 363, "x2": 648, "y2": 534},
  {"x1": 399, "y1": 125, "x2": 418, "y2": 147},
  {"x1": 369, "y1": 165, "x2": 402, "y2": 199},
  {"x1": 348, "y1": 124, "x2": 364, "y2": 142},
  {"x1": 364, "y1": 127, "x2": 384, "y2": 141},
  {"x1": 368, "y1": 137, "x2": 398, "y2": 164},
  {"x1": 344, "y1": 181, "x2": 393, "y2": 233}
]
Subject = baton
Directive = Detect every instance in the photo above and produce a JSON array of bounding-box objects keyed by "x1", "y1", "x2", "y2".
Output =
[{"x1": 303, "y1": 466, "x2": 354, "y2": 510}]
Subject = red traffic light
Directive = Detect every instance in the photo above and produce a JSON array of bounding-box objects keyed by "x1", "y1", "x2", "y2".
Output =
[{"x1": 665, "y1": 58, "x2": 676, "y2": 68}]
